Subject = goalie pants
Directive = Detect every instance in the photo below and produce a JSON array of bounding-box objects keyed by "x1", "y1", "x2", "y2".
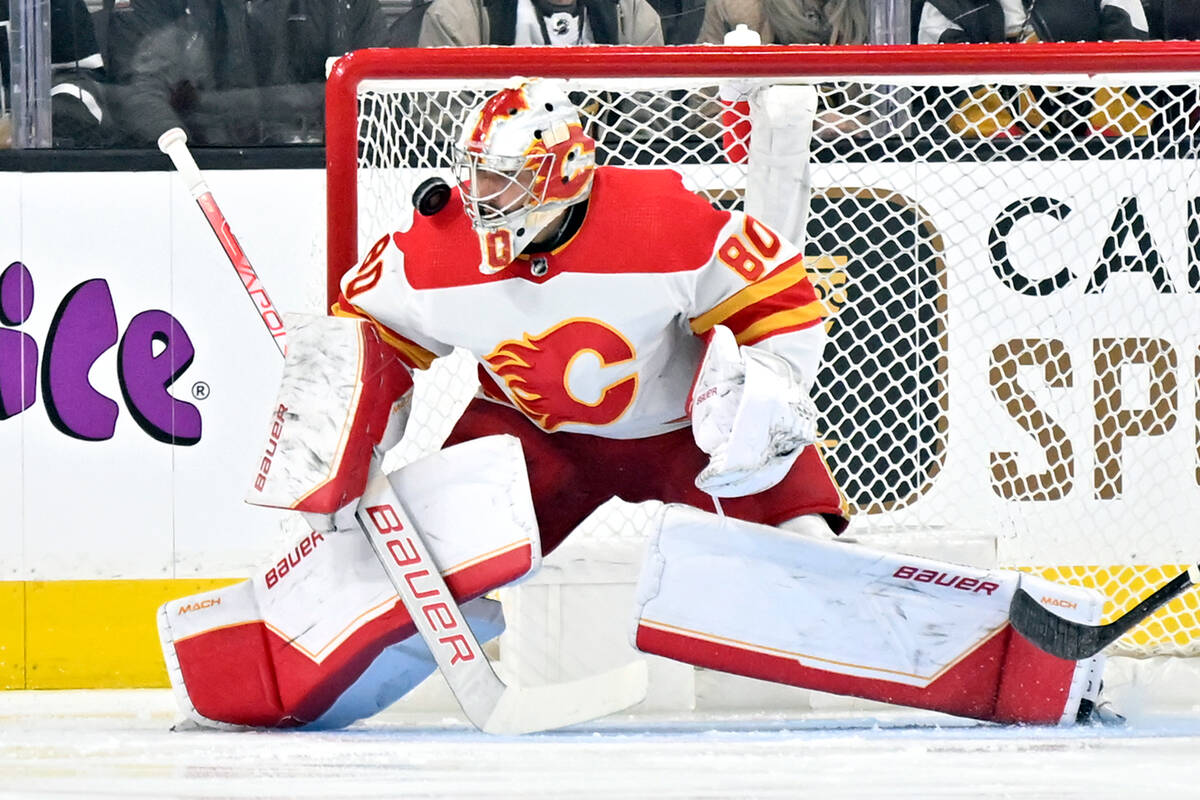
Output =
[{"x1": 445, "y1": 397, "x2": 850, "y2": 555}]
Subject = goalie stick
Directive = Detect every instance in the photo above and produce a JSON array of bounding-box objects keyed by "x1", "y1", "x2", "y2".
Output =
[
  {"x1": 157, "y1": 127, "x2": 648, "y2": 734},
  {"x1": 1009, "y1": 564, "x2": 1200, "y2": 660}
]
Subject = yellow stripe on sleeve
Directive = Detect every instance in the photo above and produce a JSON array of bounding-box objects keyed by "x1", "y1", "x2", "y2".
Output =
[
  {"x1": 332, "y1": 303, "x2": 439, "y2": 370},
  {"x1": 690, "y1": 258, "x2": 810, "y2": 335},
  {"x1": 731, "y1": 301, "x2": 827, "y2": 345}
]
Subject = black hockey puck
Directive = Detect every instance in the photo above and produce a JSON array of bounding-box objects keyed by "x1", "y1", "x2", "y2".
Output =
[{"x1": 413, "y1": 177, "x2": 452, "y2": 216}]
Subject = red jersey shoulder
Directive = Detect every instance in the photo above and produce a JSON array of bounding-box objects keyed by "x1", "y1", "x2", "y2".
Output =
[
  {"x1": 344, "y1": 170, "x2": 734, "y2": 296},
  {"x1": 388, "y1": 189, "x2": 506, "y2": 291},
  {"x1": 552, "y1": 167, "x2": 732, "y2": 275}
]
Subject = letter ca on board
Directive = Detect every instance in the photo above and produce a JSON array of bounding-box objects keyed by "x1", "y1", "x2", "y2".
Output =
[
  {"x1": 0, "y1": 261, "x2": 202, "y2": 444},
  {"x1": 989, "y1": 194, "x2": 1200, "y2": 295}
]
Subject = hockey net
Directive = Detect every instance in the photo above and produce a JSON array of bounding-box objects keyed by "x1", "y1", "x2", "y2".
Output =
[{"x1": 326, "y1": 43, "x2": 1200, "y2": 704}]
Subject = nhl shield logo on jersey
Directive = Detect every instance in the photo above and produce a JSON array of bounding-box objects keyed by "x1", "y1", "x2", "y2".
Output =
[{"x1": 484, "y1": 319, "x2": 638, "y2": 431}]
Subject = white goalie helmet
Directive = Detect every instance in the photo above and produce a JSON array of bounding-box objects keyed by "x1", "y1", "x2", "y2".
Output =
[{"x1": 454, "y1": 78, "x2": 597, "y2": 273}]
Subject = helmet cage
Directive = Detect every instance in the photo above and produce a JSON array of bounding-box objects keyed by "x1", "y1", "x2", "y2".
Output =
[
  {"x1": 453, "y1": 147, "x2": 555, "y2": 232},
  {"x1": 452, "y1": 78, "x2": 596, "y2": 272}
]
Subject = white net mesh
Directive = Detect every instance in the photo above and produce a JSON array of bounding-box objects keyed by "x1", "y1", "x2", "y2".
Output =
[{"x1": 333, "y1": 63, "x2": 1200, "y2": 675}]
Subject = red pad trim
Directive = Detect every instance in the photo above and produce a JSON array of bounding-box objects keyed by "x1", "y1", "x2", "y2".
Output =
[
  {"x1": 173, "y1": 542, "x2": 533, "y2": 728},
  {"x1": 992, "y1": 630, "x2": 1079, "y2": 725},
  {"x1": 635, "y1": 620, "x2": 1074, "y2": 724},
  {"x1": 291, "y1": 323, "x2": 414, "y2": 514}
]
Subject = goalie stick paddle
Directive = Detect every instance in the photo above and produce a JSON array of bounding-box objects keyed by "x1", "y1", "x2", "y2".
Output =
[
  {"x1": 1008, "y1": 564, "x2": 1200, "y2": 660},
  {"x1": 157, "y1": 127, "x2": 648, "y2": 734}
]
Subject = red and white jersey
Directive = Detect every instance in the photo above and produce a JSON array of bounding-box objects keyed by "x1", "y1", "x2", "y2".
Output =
[{"x1": 334, "y1": 167, "x2": 825, "y2": 440}]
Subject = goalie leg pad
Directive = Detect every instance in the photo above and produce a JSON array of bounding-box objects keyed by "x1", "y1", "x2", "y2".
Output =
[
  {"x1": 161, "y1": 435, "x2": 539, "y2": 729},
  {"x1": 161, "y1": 581, "x2": 502, "y2": 730},
  {"x1": 631, "y1": 504, "x2": 1104, "y2": 725}
]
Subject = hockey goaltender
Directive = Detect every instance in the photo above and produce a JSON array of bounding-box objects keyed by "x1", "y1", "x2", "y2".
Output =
[{"x1": 157, "y1": 78, "x2": 1118, "y2": 731}]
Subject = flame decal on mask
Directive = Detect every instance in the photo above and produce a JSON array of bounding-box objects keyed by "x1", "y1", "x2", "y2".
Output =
[
  {"x1": 530, "y1": 126, "x2": 595, "y2": 205},
  {"x1": 467, "y1": 87, "x2": 532, "y2": 151}
]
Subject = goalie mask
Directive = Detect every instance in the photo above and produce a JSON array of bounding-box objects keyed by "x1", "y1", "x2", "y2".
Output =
[{"x1": 454, "y1": 78, "x2": 596, "y2": 273}]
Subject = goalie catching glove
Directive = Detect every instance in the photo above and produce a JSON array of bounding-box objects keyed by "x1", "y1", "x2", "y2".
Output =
[{"x1": 689, "y1": 325, "x2": 819, "y2": 498}]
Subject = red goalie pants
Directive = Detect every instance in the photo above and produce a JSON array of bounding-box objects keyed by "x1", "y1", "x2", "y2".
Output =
[{"x1": 445, "y1": 398, "x2": 850, "y2": 555}]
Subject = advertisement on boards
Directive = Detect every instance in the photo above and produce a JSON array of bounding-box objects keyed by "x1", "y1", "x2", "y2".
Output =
[{"x1": 0, "y1": 169, "x2": 327, "y2": 582}]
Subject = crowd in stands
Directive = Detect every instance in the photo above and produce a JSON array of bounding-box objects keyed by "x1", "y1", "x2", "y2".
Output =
[{"x1": 0, "y1": 0, "x2": 1190, "y2": 148}]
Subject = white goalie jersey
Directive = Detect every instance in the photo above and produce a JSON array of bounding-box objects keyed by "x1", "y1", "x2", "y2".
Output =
[{"x1": 333, "y1": 166, "x2": 828, "y2": 440}]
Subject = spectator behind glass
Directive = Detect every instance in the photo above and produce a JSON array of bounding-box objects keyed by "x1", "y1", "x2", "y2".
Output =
[
  {"x1": 697, "y1": 0, "x2": 869, "y2": 139},
  {"x1": 1143, "y1": 0, "x2": 1200, "y2": 39},
  {"x1": 696, "y1": 0, "x2": 868, "y2": 44},
  {"x1": 417, "y1": 0, "x2": 664, "y2": 46},
  {"x1": 1, "y1": 0, "x2": 119, "y2": 147},
  {"x1": 107, "y1": 0, "x2": 388, "y2": 146},
  {"x1": 648, "y1": 0, "x2": 705, "y2": 43},
  {"x1": 917, "y1": 0, "x2": 1147, "y2": 43},
  {"x1": 916, "y1": 0, "x2": 1151, "y2": 137}
]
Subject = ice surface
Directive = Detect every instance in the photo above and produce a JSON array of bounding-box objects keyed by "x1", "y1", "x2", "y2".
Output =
[{"x1": 2, "y1": 690, "x2": 1200, "y2": 799}]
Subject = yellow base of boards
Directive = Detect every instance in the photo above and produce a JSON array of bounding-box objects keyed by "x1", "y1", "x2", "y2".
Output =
[
  {"x1": 3, "y1": 565, "x2": 1199, "y2": 690},
  {"x1": 0, "y1": 579, "x2": 239, "y2": 689}
]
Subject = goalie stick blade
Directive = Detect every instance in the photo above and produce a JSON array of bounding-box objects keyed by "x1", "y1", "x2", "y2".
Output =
[
  {"x1": 1007, "y1": 588, "x2": 1107, "y2": 660},
  {"x1": 480, "y1": 660, "x2": 649, "y2": 736},
  {"x1": 1008, "y1": 565, "x2": 1200, "y2": 660}
]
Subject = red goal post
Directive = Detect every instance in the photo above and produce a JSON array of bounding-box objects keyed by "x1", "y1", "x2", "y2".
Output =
[
  {"x1": 327, "y1": 41, "x2": 1200, "y2": 302},
  {"x1": 325, "y1": 42, "x2": 1200, "y2": 669}
]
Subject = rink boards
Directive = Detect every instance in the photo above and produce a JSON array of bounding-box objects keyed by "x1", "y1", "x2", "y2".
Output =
[
  {"x1": 2, "y1": 157, "x2": 1200, "y2": 688},
  {"x1": 0, "y1": 167, "x2": 326, "y2": 688}
]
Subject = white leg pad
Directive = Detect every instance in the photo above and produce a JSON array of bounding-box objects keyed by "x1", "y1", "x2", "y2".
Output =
[
  {"x1": 159, "y1": 435, "x2": 539, "y2": 729},
  {"x1": 631, "y1": 504, "x2": 1105, "y2": 725}
]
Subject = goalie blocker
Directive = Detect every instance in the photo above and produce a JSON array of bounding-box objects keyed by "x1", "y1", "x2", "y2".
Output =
[
  {"x1": 633, "y1": 505, "x2": 1106, "y2": 725},
  {"x1": 246, "y1": 313, "x2": 415, "y2": 519}
]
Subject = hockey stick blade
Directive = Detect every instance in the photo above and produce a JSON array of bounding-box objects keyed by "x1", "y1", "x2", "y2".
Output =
[
  {"x1": 356, "y1": 465, "x2": 648, "y2": 734},
  {"x1": 1008, "y1": 565, "x2": 1200, "y2": 660},
  {"x1": 481, "y1": 660, "x2": 648, "y2": 735}
]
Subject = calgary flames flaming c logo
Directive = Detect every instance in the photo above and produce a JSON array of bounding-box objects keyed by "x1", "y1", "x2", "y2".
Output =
[{"x1": 484, "y1": 319, "x2": 638, "y2": 431}]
